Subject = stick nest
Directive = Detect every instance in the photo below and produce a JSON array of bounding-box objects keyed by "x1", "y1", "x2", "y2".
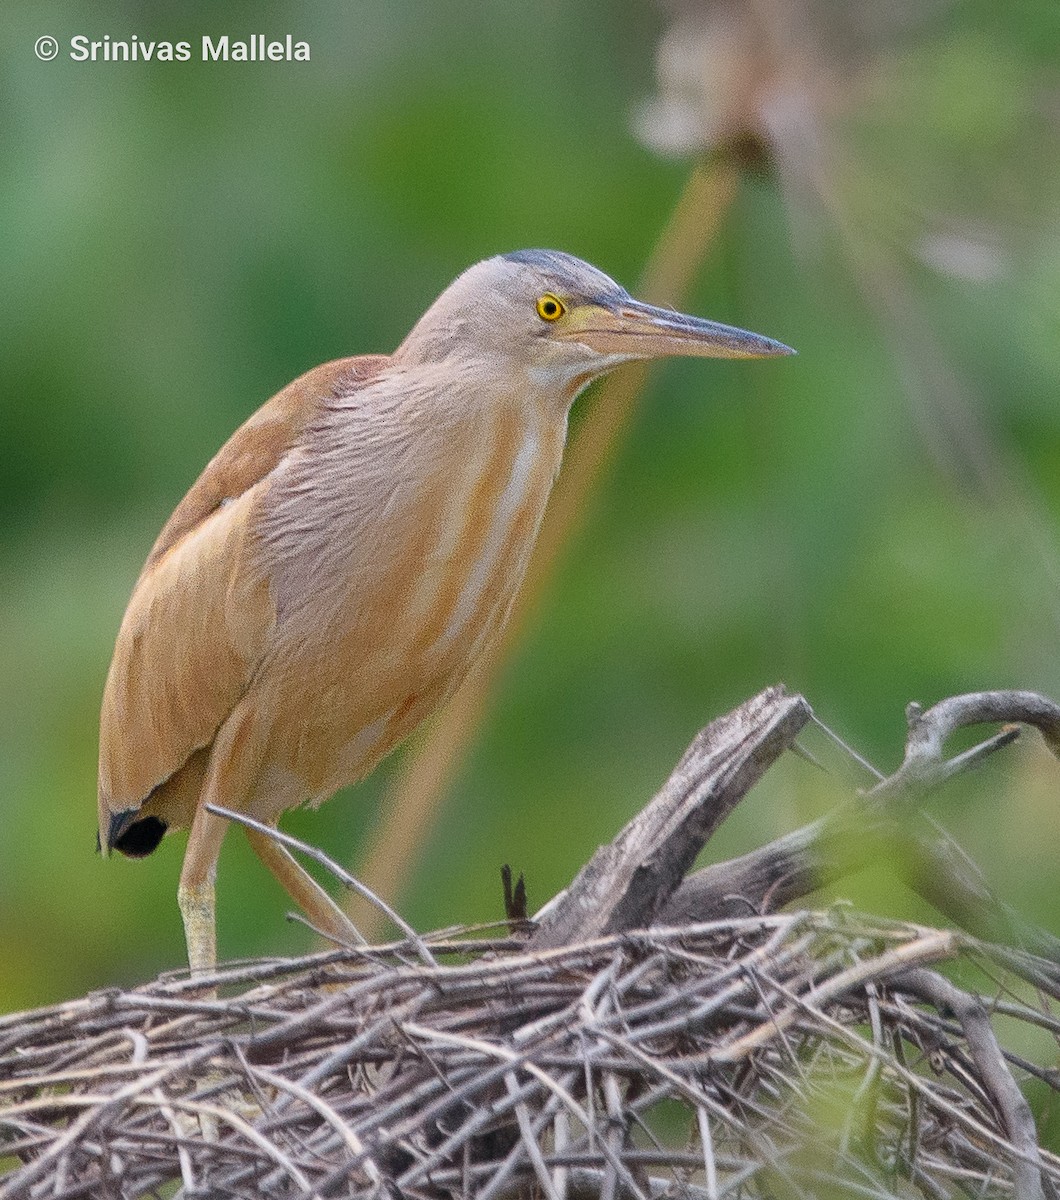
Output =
[
  {"x1": 4, "y1": 685, "x2": 1060, "y2": 1198},
  {"x1": 2, "y1": 913, "x2": 1059, "y2": 1199}
]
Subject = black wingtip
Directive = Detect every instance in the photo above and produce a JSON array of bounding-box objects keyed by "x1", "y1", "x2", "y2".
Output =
[
  {"x1": 106, "y1": 809, "x2": 136, "y2": 852},
  {"x1": 107, "y1": 812, "x2": 168, "y2": 858}
]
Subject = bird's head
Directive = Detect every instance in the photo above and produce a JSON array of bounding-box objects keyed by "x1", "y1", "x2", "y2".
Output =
[{"x1": 394, "y1": 249, "x2": 793, "y2": 405}]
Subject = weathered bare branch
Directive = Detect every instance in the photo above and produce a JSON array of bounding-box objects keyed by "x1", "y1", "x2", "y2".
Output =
[
  {"x1": 661, "y1": 690, "x2": 1060, "y2": 966},
  {"x1": 531, "y1": 685, "x2": 810, "y2": 948},
  {"x1": 893, "y1": 691, "x2": 1060, "y2": 782}
]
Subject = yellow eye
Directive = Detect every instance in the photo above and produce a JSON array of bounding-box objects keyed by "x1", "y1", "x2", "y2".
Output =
[{"x1": 535, "y1": 293, "x2": 566, "y2": 321}]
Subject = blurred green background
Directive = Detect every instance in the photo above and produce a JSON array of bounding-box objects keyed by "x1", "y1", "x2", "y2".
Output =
[{"x1": 2, "y1": 0, "x2": 1059, "y2": 1011}]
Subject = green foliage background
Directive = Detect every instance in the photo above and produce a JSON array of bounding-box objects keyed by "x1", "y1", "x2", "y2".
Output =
[{"x1": 2, "y1": 1, "x2": 1059, "y2": 1009}]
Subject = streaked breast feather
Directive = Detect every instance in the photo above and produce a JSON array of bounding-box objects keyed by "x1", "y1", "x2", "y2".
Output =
[{"x1": 404, "y1": 410, "x2": 556, "y2": 669}]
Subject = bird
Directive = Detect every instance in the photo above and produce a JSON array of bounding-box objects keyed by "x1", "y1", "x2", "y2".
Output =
[{"x1": 97, "y1": 249, "x2": 793, "y2": 974}]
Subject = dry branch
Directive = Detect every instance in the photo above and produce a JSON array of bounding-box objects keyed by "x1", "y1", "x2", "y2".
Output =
[
  {"x1": 531, "y1": 686, "x2": 810, "y2": 948},
  {"x1": 662, "y1": 690, "x2": 1060, "y2": 958},
  {"x1": 2, "y1": 684, "x2": 1058, "y2": 1200}
]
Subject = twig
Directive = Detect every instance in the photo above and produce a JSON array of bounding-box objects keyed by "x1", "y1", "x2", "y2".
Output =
[
  {"x1": 206, "y1": 805, "x2": 437, "y2": 968},
  {"x1": 897, "y1": 968, "x2": 1047, "y2": 1200}
]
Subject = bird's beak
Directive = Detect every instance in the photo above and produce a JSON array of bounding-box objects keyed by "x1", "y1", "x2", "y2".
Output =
[{"x1": 562, "y1": 298, "x2": 795, "y2": 361}]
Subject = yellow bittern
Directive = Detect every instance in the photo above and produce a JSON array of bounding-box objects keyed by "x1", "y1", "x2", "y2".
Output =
[{"x1": 98, "y1": 250, "x2": 793, "y2": 972}]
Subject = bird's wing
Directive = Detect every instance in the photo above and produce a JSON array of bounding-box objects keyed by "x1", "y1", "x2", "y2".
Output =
[{"x1": 98, "y1": 355, "x2": 390, "y2": 832}]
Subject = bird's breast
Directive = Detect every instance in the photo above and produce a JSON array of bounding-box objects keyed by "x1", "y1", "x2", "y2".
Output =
[
  {"x1": 257, "y1": 399, "x2": 566, "y2": 800},
  {"x1": 402, "y1": 412, "x2": 554, "y2": 663}
]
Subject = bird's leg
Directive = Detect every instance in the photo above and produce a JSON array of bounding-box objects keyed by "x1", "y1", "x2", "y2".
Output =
[
  {"x1": 176, "y1": 700, "x2": 265, "y2": 978},
  {"x1": 177, "y1": 880, "x2": 216, "y2": 975},
  {"x1": 178, "y1": 802, "x2": 230, "y2": 977},
  {"x1": 177, "y1": 803, "x2": 269, "y2": 1140},
  {"x1": 174, "y1": 803, "x2": 232, "y2": 1141},
  {"x1": 244, "y1": 825, "x2": 367, "y2": 947}
]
